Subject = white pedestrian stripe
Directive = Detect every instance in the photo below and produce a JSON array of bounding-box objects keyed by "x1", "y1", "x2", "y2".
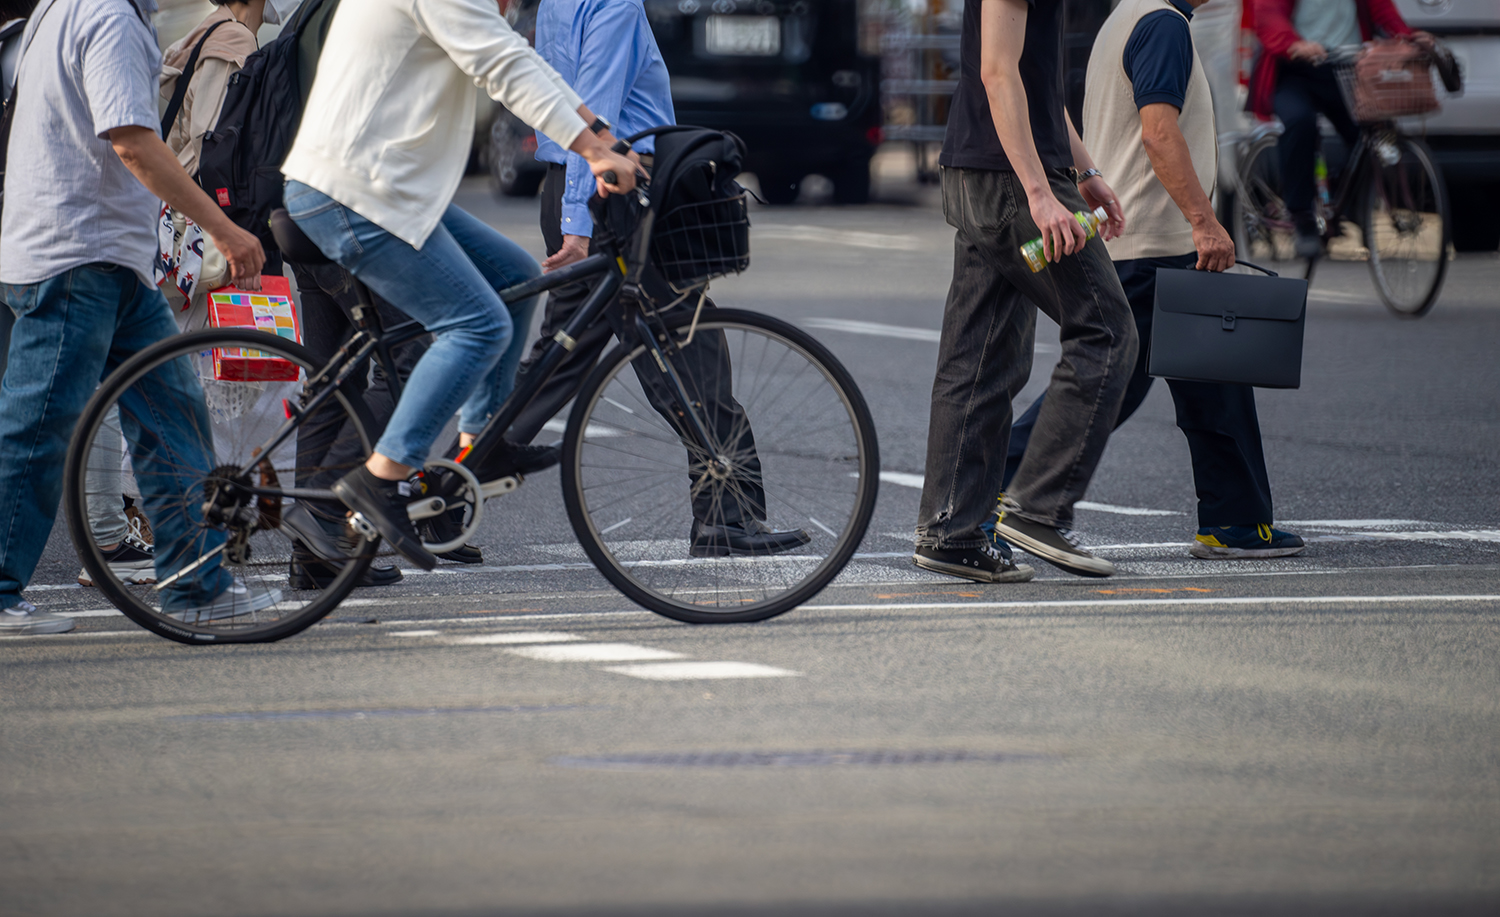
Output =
[
  {"x1": 603, "y1": 661, "x2": 800, "y2": 680},
  {"x1": 450, "y1": 631, "x2": 582, "y2": 645},
  {"x1": 390, "y1": 630, "x2": 442, "y2": 637},
  {"x1": 805, "y1": 595, "x2": 1500, "y2": 613},
  {"x1": 756, "y1": 225, "x2": 919, "y2": 250},
  {"x1": 875, "y1": 470, "x2": 1179, "y2": 516},
  {"x1": 1283, "y1": 519, "x2": 1429, "y2": 528},
  {"x1": 507, "y1": 643, "x2": 685, "y2": 662},
  {"x1": 804, "y1": 318, "x2": 1060, "y2": 354},
  {"x1": 878, "y1": 471, "x2": 926, "y2": 489}
]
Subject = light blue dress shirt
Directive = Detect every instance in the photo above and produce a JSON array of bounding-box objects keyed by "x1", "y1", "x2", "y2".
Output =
[{"x1": 534, "y1": 0, "x2": 675, "y2": 238}]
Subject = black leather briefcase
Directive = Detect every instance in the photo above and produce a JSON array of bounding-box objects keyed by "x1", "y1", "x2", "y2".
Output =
[{"x1": 1148, "y1": 260, "x2": 1308, "y2": 389}]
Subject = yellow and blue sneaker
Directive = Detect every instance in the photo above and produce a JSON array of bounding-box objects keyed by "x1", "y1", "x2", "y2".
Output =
[{"x1": 1190, "y1": 524, "x2": 1306, "y2": 559}]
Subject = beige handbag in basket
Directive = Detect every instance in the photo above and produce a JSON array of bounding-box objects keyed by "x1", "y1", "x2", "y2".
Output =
[{"x1": 1351, "y1": 40, "x2": 1439, "y2": 121}]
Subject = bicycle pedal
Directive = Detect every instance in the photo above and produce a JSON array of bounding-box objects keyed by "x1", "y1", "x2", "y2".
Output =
[
  {"x1": 348, "y1": 512, "x2": 380, "y2": 542},
  {"x1": 480, "y1": 476, "x2": 521, "y2": 500}
]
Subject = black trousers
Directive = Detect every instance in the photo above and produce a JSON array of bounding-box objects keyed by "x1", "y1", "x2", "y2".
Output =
[
  {"x1": 1273, "y1": 60, "x2": 1361, "y2": 216},
  {"x1": 292, "y1": 260, "x2": 430, "y2": 520},
  {"x1": 1003, "y1": 253, "x2": 1274, "y2": 527},
  {"x1": 511, "y1": 164, "x2": 764, "y2": 525}
]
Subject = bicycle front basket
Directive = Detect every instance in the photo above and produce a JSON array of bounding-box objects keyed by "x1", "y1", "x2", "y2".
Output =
[{"x1": 650, "y1": 191, "x2": 750, "y2": 287}]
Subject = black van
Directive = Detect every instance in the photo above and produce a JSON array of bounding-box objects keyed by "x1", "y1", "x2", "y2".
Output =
[{"x1": 645, "y1": 0, "x2": 882, "y2": 204}]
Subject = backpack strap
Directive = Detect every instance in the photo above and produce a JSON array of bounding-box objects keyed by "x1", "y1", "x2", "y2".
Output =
[{"x1": 160, "y1": 18, "x2": 232, "y2": 140}]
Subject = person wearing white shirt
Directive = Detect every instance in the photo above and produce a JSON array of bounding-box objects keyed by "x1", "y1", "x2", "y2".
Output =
[{"x1": 280, "y1": 0, "x2": 636, "y2": 569}]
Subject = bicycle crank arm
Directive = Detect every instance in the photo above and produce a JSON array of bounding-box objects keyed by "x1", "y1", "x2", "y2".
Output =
[
  {"x1": 480, "y1": 476, "x2": 519, "y2": 500},
  {"x1": 405, "y1": 476, "x2": 520, "y2": 522}
]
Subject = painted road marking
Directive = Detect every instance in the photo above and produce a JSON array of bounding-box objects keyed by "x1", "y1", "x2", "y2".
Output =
[
  {"x1": 1284, "y1": 519, "x2": 1431, "y2": 527},
  {"x1": 449, "y1": 631, "x2": 582, "y2": 646},
  {"x1": 507, "y1": 643, "x2": 685, "y2": 662},
  {"x1": 756, "y1": 225, "x2": 919, "y2": 250},
  {"x1": 603, "y1": 661, "x2": 800, "y2": 680},
  {"x1": 390, "y1": 630, "x2": 442, "y2": 637},
  {"x1": 805, "y1": 319, "x2": 1059, "y2": 354},
  {"x1": 803, "y1": 595, "x2": 1500, "y2": 613},
  {"x1": 872, "y1": 471, "x2": 1178, "y2": 516}
]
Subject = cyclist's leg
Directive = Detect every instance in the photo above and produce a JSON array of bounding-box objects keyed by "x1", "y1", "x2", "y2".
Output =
[
  {"x1": 438, "y1": 205, "x2": 541, "y2": 438},
  {"x1": 285, "y1": 183, "x2": 512, "y2": 472},
  {"x1": 103, "y1": 275, "x2": 233, "y2": 611},
  {"x1": 1273, "y1": 62, "x2": 1324, "y2": 217}
]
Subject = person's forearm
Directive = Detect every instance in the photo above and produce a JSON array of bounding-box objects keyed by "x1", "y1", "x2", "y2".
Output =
[
  {"x1": 1141, "y1": 113, "x2": 1216, "y2": 226},
  {"x1": 982, "y1": 68, "x2": 1051, "y2": 196},
  {"x1": 110, "y1": 127, "x2": 241, "y2": 240}
]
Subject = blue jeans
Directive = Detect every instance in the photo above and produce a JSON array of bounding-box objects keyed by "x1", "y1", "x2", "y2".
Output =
[
  {"x1": 283, "y1": 182, "x2": 540, "y2": 466},
  {"x1": 0, "y1": 264, "x2": 232, "y2": 611}
]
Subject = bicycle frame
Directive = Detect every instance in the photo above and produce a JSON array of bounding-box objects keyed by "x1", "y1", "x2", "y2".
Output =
[{"x1": 229, "y1": 193, "x2": 713, "y2": 509}]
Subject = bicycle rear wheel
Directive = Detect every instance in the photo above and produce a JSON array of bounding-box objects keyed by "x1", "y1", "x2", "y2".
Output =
[
  {"x1": 561, "y1": 309, "x2": 879, "y2": 624},
  {"x1": 64, "y1": 329, "x2": 379, "y2": 644},
  {"x1": 1236, "y1": 138, "x2": 1300, "y2": 265},
  {"x1": 1364, "y1": 135, "x2": 1449, "y2": 318}
]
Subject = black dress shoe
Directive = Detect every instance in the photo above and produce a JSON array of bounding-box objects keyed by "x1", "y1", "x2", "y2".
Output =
[
  {"x1": 689, "y1": 518, "x2": 811, "y2": 557},
  {"x1": 417, "y1": 503, "x2": 485, "y2": 565},
  {"x1": 331, "y1": 466, "x2": 437, "y2": 570},
  {"x1": 289, "y1": 555, "x2": 404, "y2": 590}
]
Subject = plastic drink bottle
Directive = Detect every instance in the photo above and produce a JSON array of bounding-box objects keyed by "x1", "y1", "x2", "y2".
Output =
[
  {"x1": 1020, "y1": 206, "x2": 1109, "y2": 272},
  {"x1": 1315, "y1": 153, "x2": 1331, "y2": 208}
]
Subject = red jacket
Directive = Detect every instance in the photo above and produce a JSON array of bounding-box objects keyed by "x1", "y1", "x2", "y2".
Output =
[{"x1": 1248, "y1": 0, "x2": 1412, "y2": 119}]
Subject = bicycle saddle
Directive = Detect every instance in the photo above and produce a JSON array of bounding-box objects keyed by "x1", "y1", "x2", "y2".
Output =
[{"x1": 268, "y1": 208, "x2": 332, "y2": 267}]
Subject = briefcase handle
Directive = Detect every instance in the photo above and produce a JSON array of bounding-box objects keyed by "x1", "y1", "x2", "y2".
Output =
[{"x1": 1191, "y1": 259, "x2": 1279, "y2": 277}]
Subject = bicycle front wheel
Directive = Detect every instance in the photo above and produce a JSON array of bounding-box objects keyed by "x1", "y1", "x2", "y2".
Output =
[
  {"x1": 1364, "y1": 135, "x2": 1449, "y2": 318},
  {"x1": 1236, "y1": 137, "x2": 1299, "y2": 265},
  {"x1": 63, "y1": 329, "x2": 379, "y2": 644},
  {"x1": 561, "y1": 309, "x2": 880, "y2": 624}
]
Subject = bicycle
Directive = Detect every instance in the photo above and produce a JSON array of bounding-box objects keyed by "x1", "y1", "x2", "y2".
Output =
[
  {"x1": 63, "y1": 129, "x2": 880, "y2": 644},
  {"x1": 1234, "y1": 56, "x2": 1450, "y2": 318}
]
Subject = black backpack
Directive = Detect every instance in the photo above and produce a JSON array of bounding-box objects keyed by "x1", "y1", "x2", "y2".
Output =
[{"x1": 196, "y1": 0, "x2": 330, "y2": 251}]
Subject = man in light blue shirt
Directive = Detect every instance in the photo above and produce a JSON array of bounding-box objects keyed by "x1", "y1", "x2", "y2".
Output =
[
  {"x1": 0, "y1": 0, "x2": 268, "y2": 634},
  {"x1": 532, "y1": 0, "x2": 674, "y2": 259}
]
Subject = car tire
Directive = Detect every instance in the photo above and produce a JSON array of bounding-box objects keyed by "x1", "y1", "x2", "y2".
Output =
[
  {"x1": 831, "y1": 158, "x2": 871, "y2": 205},
  {"x1": 1450, "y1": 181, "x2": 1500, "y2": 252},
  {"x1": 756, "y1": 170, "x2": 802, "y2": 205}
]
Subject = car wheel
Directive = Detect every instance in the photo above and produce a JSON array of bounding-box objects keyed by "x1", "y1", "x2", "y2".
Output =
[
  {"x1": 831, "y1": 158, "x2": 871, "y2": 205},
  {"x1": 1450, "y1": 182, "x2": 1500, "y2": 252},
  {"x1": 489, "y1": 118, "x2": 544, "y2": 198},
  {"x1": 756, "y1": 170, "x2": 802, "y2": 206}
]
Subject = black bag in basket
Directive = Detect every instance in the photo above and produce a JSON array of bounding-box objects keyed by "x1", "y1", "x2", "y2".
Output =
[{"x1": 636, "y1": 126, "x2": 751, "y2": 287}]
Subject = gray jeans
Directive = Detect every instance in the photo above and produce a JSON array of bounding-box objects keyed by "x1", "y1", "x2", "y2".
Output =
[{"x1": 916, "y1": 167, "x2": 1138, "y2": 547}]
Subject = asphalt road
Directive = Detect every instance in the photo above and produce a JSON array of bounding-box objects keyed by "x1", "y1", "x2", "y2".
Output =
[{"x1": 4, "y1": 171, "x2": 1498, "y2": 916}]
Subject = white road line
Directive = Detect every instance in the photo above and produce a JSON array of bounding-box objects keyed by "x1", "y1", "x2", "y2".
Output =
[
  {"x1": 1315, "y1": 529, "x2": 1500, "y2": 543},
  {"x1": 803, "y1": 595, "x2": 1500, "y2": 613},
  {"x1": 507, "y1": 643, "x2": 685, "y2": 662},
  {"x1": 1283, "y1": 519, "x2": 1430, "y2": 527},
  {"x1": 1075, "y1": 501, "x2": 1182, "y2": 516},
  {"x1": 804, "y1": 319, "x2": 1060, "y2": 354},
  {"x1": 604, "y1": 661, "x2": 801, "y2": 680},
  {"x1": 390, "y1": 630, "x2": 441, "y2": 637},
  {"x1": 58, "y1": 608, "x2": 124, "y2": 618},
  {"x1": 754, "y1": 225, "x2": 919, "y2": 250},
  {"x1": 878, "y1": 471, "x2": 926, "y2": 489},
  {"x1": 449, "y1": 631, "x2": 581, "y2": 646}
]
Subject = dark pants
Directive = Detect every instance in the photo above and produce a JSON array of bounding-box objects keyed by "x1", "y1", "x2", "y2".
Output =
[
  {"x1": 1003, "y1": 253, "x2": 1274, "y2": 527},
  {"x1": 291, "y1": 261, "x2": 429, "y2": 521},
  {"x1": 917, "y1": 167, "x2": 1138, "y2": 547},
  {"x1": 511, "y1": 164, "x2": 764, "y2": 525},
  {"x1": 1274, "y1": 60, "x2": 1361, "y2": 215}
]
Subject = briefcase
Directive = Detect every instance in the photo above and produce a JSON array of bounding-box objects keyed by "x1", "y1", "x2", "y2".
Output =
[{"x1": 1148, "y1": 260, "x2": 1307, "y2": 389}]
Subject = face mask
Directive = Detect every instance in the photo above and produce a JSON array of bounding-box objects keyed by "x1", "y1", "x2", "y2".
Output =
[{"x1": 262, "y1": 0, "x2": 303, "y2": 26}]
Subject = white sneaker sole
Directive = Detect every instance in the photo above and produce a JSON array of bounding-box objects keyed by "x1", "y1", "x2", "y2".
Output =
[
  {"x1": 912, "y1": 554, "x2": 1036, "y2": 584},
  {"x1": 1190, "y1": 542, "x2": 1307, "y2": 560},
  {"x1": 997, "y1": 524, "x2": 1116, "y2": 578},
  {"x1": 77, "y1": 563, "x2": 157, "y2": 587}
]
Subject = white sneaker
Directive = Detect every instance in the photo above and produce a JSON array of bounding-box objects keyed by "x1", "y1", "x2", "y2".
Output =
[
  {"x1": 0, "y1": 600, "x2": 76, "y2": 636},
  {"x1": 78, "y1": 531, "x2": 156, "y2": 586},
  {"x1": 165, "y1": 579, "x2": 282, "y2": 623}
]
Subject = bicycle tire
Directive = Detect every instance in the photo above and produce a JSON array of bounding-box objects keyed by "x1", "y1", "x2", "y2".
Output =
[
  {"x1": 1364, "y1": 135, "x2": 1449, "y2": 318},
  {"x1": 560, "y1": 309, "x2": 880, "y2": 624},
  {"x1": 1236, "y1": 137, "x2": 1299, "y2": 266},
  {"x1": 64, "y1": 329, "x2": 379, "y2": 644}
]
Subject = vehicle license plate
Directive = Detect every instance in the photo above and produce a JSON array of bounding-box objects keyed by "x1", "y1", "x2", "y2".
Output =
[{"x1": 705, "y1": 16, "x2": 781, "y2": 56}]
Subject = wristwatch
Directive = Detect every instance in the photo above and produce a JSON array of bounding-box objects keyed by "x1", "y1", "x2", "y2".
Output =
[
  {"x1": 588, "y1": 116, "x2": 611, "y2": 135},
  {"x1": 1076, "y1": 168, "x2": 1103, "y2": 183}
]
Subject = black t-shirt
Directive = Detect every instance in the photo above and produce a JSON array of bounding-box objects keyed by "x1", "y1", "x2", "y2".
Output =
[{"x1": 939, "y1": 0, "x2": 1072, "y2": 172}]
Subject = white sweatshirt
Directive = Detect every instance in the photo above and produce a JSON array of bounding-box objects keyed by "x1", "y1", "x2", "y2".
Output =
[{"x1": 282, "y1": 0, "x2": 587, "y2": 248}]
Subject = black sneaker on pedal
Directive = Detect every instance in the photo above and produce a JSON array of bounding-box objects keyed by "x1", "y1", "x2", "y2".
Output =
[
  {"x1": 995, "y1": 513, "x2": 1115, "y2": 578},
  {"x1": 913, "y1": 542, "x2": 1034, "y2": 584},
  {"x1": 331, "y1": 466, "x2": 437, "y2": 571}
]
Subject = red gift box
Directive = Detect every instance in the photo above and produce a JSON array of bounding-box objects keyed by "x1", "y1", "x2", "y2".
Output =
[{"x1": 207, "y1": 276, "x2": 301, "y2": 382}]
